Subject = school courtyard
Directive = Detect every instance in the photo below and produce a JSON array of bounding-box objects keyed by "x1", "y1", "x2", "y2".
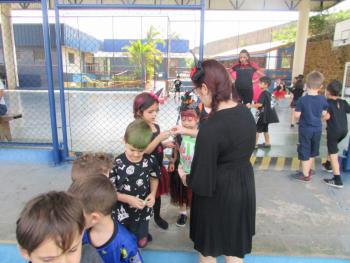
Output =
[{"x1": 1, "y1": 99, "x2": 350, "y2": 262}]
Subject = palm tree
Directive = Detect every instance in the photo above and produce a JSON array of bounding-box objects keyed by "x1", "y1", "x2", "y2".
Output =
[{"x1": 123, "y1": 26, "x2": 165, "y2": 86}]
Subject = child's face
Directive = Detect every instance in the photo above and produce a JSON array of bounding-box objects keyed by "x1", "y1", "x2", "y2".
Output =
[
  {"x1": 125, "y1": 143, "x2": 144, "y2": 163},
  {"x1": 239, "y1": 53, "x2": 249, "y2": 64},
  {"x1": 21, "y1": 234, "x2": 83, "y2": 263},
  {"x1": 259, "y1": 82, "x2": 268, "y2": 90},
  {"x1": 141, "y1": 103, "x2": 159, "y2": 124},
  {"x1": 181, "y1": 115, "x2": 198, "y2": 130}
]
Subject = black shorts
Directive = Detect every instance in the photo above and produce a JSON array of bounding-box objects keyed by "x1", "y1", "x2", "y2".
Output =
[
  {"x1": 175, "y1": 87, "x2": 180, "y2": 93},
  {"x1": 298, "y1": 128, "x2": 321, "y2": 161},
  {"x1": 124, "y1": 220, "x2": 149, "y2": 240},
  {"x1": 327, "y1": 133, "x2": 347, "y2": 155},
  {"x1": 256, "y1": 118, "x2": 268, "y2": 133}
]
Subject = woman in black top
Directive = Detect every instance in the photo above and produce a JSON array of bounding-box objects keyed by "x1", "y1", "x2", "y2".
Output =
[
  {"x1": 289, "y1": 75, "x2": 304, "y2": 127},
  {"x1": 179, "y1": 60, "x2": 256, "y2": 263}
]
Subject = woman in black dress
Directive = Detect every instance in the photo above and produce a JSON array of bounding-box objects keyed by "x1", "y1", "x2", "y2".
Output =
[{"x1": 180, "y1": 59, "x2": 256, "y2": 263}]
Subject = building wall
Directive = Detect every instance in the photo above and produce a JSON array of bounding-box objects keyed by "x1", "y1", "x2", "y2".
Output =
[{"x1": 304, "y1": 39, "x2": 350, "y2": 83}]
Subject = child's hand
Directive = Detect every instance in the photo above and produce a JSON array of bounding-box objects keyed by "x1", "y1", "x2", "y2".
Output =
[
  {"x1": 168, "y1": 162, "x2": 175, "y2": 172},
  {"x1": 159, "y1": 130, "x2": 171, "y2": 141},
  {"x1": 171, "y1": 125, "x2": 184, "y2": 135},
  {"x1": 128, "y1": 196, "x2": 146, "y2": 210},
  {"x1": 178, "y1": 165, "x2": 188, "y2": 186},
  {"x1": 145, "y1": 194, "x2": 155, "y2": 208},
  {"x1": 163, "y1": 141, "x2": 175, "y2": 149}
]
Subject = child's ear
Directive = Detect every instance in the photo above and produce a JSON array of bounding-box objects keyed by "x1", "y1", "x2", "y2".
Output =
[
  {"x1": 18, "y1": 246, "x2": 30, "y2": 261},
  {"x1": 91, "y1": 212, "x2": 101, "y2": 225}
]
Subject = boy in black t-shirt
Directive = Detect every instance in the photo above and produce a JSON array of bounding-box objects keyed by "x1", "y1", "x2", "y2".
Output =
[
  {"x1": 322, "y1": 80, "x2": 350, "y2": 188},
  {"x1": 251, "y1": 76, "x2": 278, "y2": 149},
  {"x1": 173, "y1": 75, "x2": 182, "y2": 103}
]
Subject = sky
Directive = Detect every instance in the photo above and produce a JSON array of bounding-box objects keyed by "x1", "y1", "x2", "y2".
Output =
[{"x1": 10, "y1": 0, "x2": 350, "y2": 48}]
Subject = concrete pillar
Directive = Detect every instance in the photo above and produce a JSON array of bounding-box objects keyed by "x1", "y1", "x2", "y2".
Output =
[
  {"x1": 0, "y1": 4, "x2": 18, "y2": 89},
  {"x1": 292, "y1": 0, "x2": 310, "y2": 78}
]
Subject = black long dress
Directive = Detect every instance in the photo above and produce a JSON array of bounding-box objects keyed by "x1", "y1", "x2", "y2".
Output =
[{"x1": 188, "y1": 104, "x2": 256, "y2": 258}]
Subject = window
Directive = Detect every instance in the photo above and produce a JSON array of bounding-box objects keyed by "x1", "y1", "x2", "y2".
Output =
[
  {"x1": 68, "y1": 52, "x2": 75, "y2": 64},
  {"x1": 34, "y1": 49, "x2": 44, "y2": 63}
]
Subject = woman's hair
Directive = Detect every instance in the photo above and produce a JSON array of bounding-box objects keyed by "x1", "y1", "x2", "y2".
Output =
[
  {"x1": 68, "y1": 175, "x2": 116, "y2": 216},
  {"x1": 326, "y1": 80, "x2": 342, "y2": 96},
  {"x1": 191, "y1": 59, "x2": 238, "y2": 113},
  {"x1": 16, "y1": 191, "x2": 85, "y2": 255},
  {"x1": 124, "y1": 119, "x2": 153, "y2": 150},
  {"x1": 71, "y1": 152, "x2": 113, "y2": 181},
  {"x1": 133, "y1": 92, "x2": 159, "y2": 118}
]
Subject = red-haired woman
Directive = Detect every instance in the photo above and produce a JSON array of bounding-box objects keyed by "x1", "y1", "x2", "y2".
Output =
[{"x1": 178, "y1": 60, "x2": 256, "y2": 263}]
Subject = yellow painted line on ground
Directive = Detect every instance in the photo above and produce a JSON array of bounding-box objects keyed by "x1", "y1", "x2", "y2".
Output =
[
  {"x1": 291, "y1": 157, "x2": 300, "y2": 171},
  {"x1": 250, "y1": 156, "x2": 256, "y2": 166},
  {"x1": 259, "y1": 157, "x2": 271, "y2": 170},
  {"x1": 275, "y1": 157, "x2": 285, "y2": 171}
]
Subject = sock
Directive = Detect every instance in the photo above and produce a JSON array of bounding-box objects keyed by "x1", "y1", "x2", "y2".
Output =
[{"x1": 179, "y1": 211, "x2": 187, "y2": 216}]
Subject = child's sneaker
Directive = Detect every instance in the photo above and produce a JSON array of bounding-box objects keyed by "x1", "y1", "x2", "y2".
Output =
[
  {"x1": 324, "y1": 176, "x2": 343, "y2": 189},
  {"x1": 291, "y1": 172, "x2": 311, "y2": 182},
  {"x1": 176, "y1": 214, "x2": 187, "y2": 227},
  {"x1": 322, "y1": 161, "x2": 332, "y2": 173}
]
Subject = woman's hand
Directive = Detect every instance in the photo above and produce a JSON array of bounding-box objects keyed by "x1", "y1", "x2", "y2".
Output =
[
  {"x1": 171, "y1": 125, "x2": 185, "y2": 135},
  {"x1": 158, "y1": 130, "x2": 171, "y2": 141}
]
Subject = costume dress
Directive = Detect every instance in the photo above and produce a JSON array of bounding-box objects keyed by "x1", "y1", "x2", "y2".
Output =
[
  {"x1": 231, "y1": 61, "x2": 260, "y2": 104},
  {"x1": 188, "y1": 104, "x2": 256, "y2": 258},
  {"x1": 169, "y1": 134, "x2": 193, "y2": 207},
  {"x1": 151, "y1": 124, "x2": 170, "y2": 197},
  {"x1": 83, "y1": 219, "x2": 143, "y2": 263}
]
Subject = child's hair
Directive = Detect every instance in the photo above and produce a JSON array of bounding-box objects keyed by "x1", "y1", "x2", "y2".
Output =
[
  {"x1": 68, "y1": 175, "x2": 116, "y2": 216},
  {"x1": 16, "y1": 191, "x2": 84, "y2": 255},
  {"x1": 326, "y1": 80, "x2": 342, "y2": 96},
  {"x1": 180, "y1": 92, "x2": 200, "y2": 118},
  {"x1": 239, "y1": 49, "x2": 250, "y2": 60},
  {"x1": 71, "y1": 152, "x2": 113, "y2": 181},
  {"x1": 124, "y1": 119, "x2": 153, "y2": 150},
  {"x1": 259, "y1": 76, "x2": 271, "y2": 87},
  {"x1": 306, "y1": 70, "x2": 324, "y2": 89},
  {"x1": 133, "y1": 92, "x2": 159, "y2": 118}
]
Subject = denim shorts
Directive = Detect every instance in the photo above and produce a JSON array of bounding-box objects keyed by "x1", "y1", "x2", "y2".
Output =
[
  {"x1": 0, "y1": 104, "x2": 7, "y2": 116},
  {"x1": 298, "y1": 128, "x2": 322, "y2": 161}
]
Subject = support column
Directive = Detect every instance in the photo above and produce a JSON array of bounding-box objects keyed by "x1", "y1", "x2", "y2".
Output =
[
  {"x1": 0, "y1": 4, "x2": 18, "y2": 89},
  {"x1": 292, "y1": 0, "x2": 310, "y2": 78}
]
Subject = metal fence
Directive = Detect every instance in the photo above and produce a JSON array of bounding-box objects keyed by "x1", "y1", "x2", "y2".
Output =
[{"x1": 0, "y1": 10, "x2": 295, "y2": 155}]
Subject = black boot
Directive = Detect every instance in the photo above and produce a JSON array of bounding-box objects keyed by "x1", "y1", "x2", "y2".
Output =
[{"x1": 153, "y1": 197, "x2": 168, "y2": 230}]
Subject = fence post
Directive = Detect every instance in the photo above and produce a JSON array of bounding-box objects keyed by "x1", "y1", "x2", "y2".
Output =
[
  {"x1": 54, "y1": 0, "x2": 69, "y2": 160},
  {"x1": 41, "y1": 0, "x2": 61, "y2": 165},
  {"x1": 199, "y1": 0, "x2": 205, "y2": 60}
]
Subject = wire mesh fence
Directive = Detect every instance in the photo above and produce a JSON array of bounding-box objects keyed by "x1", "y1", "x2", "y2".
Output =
[{"x1": 0, "y1": 9, "x2": 295, "y2": 154}]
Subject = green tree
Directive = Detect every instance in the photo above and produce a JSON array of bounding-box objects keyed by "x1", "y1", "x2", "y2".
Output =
[
  {"x1": 123, "y1": 26, "x2": 165, "y2": 82},
  {"x1": 272, "y1": 9, "x2": 350, "y2": 44}
]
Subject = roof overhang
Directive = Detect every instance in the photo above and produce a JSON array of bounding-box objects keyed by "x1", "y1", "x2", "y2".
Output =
[{"x1": 9, "y1": 0, "x2": 344, "y2": 12}]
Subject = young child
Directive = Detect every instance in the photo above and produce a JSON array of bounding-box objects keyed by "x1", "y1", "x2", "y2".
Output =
[
  {"x1": 289, "y1": 75, "x2": 304, "y2": 127},
  {"x1": 173, "y1": 75, "x2": 182, "y2": 103},
  {"x1": 71, "y1": 152, "x2": 113, "y2": 180},
  {"x1": 292, "y1": 71, "x2": 328, "y2": 182},
  {"x1": 273, "y1": 79, "x2": 286, "y2": 100},
  {"x1": 133, "y1": 92, "x2": 171, "y2": 230},
  {"x1": 68, "y1": 175, "x2": 143, "y2": 263},
  {"x1": 322, "y1": 80, "x2": 350, "y2": 188},
  {"x1": 16, "y1": 191, "x2": 103, "y2": 263},
  {"x1": 169, "y1": 92, "x2": 199, "y2": 227},
  {"x1": 252, "y1": 76, "x2": 279, "y2": 149},
  {"x1": 109, "y1": 119, "x2": 161, "y2": 248}
]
